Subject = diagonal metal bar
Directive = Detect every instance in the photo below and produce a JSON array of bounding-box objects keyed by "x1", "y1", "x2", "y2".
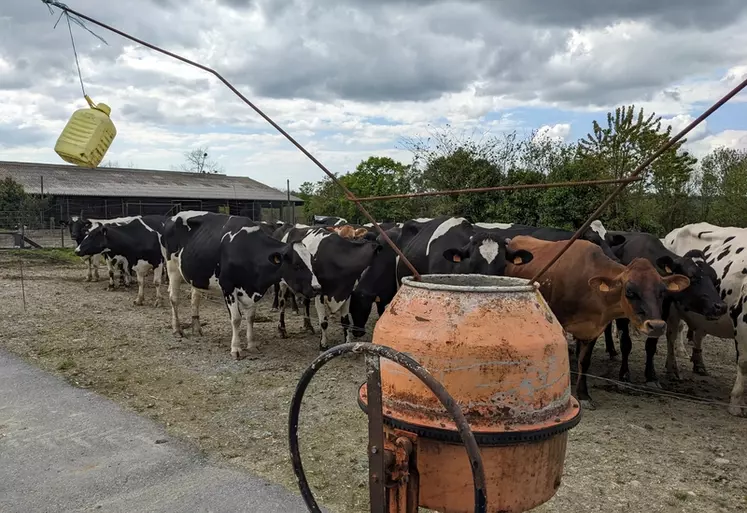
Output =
[
  {"x1": 39, "y1": 0, "x2": 423, "y2": 280},
  {"x1": 528, "y1": 76, "x2": 747, "y2": 282}
]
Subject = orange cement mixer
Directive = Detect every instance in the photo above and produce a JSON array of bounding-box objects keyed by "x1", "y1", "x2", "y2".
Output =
[{"x1": 290, "y1": 274, "x2": 581, "y2": 513}]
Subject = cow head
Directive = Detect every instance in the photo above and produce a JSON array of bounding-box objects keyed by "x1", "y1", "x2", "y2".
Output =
[
  {"x1": 442, "y1": 233, "x2": 534, "y2": 275},
  {"x1": 655, "y1": 249, "x2": 727, "y2": 320},
  {"x1": 271, "y1": 242, "x2": 321, "y2": 298},
  {"x1": 74, "y1": 225, "x2": 109, "y2": 256},
  {"x1": 588, "y1": 257, "x2": 690, "y2": 337},
  {"x1": 349, "y1": 231, "x2": 399, "y2": 338},
  {"x1": 69, "y1": 217, "x2": 93, "y2": 245}
]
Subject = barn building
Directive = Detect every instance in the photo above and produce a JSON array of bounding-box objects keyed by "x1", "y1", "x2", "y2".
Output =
[{"x1": 0, "y1": 161, "x2": 302, "y2": 225}]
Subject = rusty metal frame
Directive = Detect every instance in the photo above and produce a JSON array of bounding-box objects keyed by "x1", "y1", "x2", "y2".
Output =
[
  {"x1": 41, "y1": 0, "x2": 747, "y2": 285},
  {"x1": 288, "y1": 342, "x2": 488, "y2": 513}
]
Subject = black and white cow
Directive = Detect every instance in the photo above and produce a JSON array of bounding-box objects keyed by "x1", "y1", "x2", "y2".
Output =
[
  {"x1": 348, "y1": 217, "x2": 534, "y2": 338},
  {"x1": 69, "y1": 215, "x2": 138, "y2": 285},
  {"x1": 160, "y1": 211, "x2": 320, "y2": 359},
  {"x1": 664, "y1": 222, "x2": 747, "y2": 416},
  {"x1": 74, "y1": 215, "x2": 167, "y2": 306},
  {"x1": 313, "y1": 215, "x2": 348, "y2": 226},
  {"x1": 601, "y1": 230, "x2": 727, "y2": 387},
  {"x1": 277, "y1": 225, "x2": 382, "y2": 349}
]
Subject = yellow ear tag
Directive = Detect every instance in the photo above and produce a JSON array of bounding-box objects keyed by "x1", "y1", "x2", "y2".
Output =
[
  {"x1": 453, "y1": 254, "x2": 462, "y2": 262},
  {"x1": 665, "y1": 265, "x2": 672, "y2": 274},
  {"x1": 274, "y1": 255, "x2": 281, "y2": 264},
  {"x1": 599, "y1": 282, "x2": 610, "y2": 292},
  {"x1": 669, "y1": 282, "x2": 680, "y2": 291},
  {"x1": 374, "y1": 296, "x2": 381, "y2": 303},
  {"x1": 513, "y1": 256, "x2": 523, "y2": 264}
]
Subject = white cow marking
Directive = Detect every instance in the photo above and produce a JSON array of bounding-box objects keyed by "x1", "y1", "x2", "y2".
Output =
[
  {"x1": 426, "y1": 217, "x2": 467, "y2": 256},
  {"x1": 590, "y1": 219, "x2": 608, "y2": 240},
  {"x1": 475, "y1": 222, "x2": 514, "y2": 230},
  {"x1": 172, "y1": 210, "x2": 208, "y2": 229},
  {"x1": 294, "y1": 243, "x2": 320, "y2": 289},
  {"x1": 478, "y1": 239, "x2": 500, "y2": 264},
  {"x1": 220, "y1": 225, "x2": 260, "y2": 243}
]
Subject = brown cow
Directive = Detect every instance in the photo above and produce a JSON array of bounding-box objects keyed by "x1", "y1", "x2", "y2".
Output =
[{"x1": 505, "y1": 236, "x2": 690, "y2": 409}]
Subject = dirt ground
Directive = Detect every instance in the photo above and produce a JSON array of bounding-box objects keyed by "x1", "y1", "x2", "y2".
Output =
[{"x1": 1, "y1": 250, "x2": 746, "y2": 513}]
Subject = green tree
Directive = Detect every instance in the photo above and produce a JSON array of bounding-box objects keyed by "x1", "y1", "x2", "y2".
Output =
[
  {"x1": 698, "y1": 147, "x2": 747, "y2": 226},
  {"x1": 578, "y1": 105, "x2": 697, "y2": 233},
  {"x1": 0, "y1": 177, "x2": 49, "y2": 229}
]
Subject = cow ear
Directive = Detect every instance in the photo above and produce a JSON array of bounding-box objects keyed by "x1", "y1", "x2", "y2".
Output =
[
  {"x1": 588, "y1": 276, "x2": 620, "y2": 293},
  {"x1": 373, "y1": 243, "x2": 384, "y2": 254},
  {"x1": 507, "y1": 248, "x2": 533, "y2": 265},
  {"x1": 268, "y1": 252, "x2": 283, "y2": 266},
  {"x1": 655, "y1": 255, "x2": 675, "y2": 275},
  {"x1": 443, "y1": 248, "x2": 467, "y2": 263},
  {"x1": 608, "y1": 234, "x2": 626, "y2": 246},
  {"x1": 663, "y1": 274, "x2": 690, "y2": 292}
]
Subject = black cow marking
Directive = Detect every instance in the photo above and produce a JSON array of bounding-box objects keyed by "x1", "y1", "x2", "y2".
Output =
[
  {"x1": 721, "y1": 289, "x2": 728, "y2": 300},
  {"x1": 698, "y1": 231, "x2": 713, "y2": 238},
  {"x1": 321, "y1": 321, "x2": 328, "y2": 331},
  {"x1": 743, "y1": 268, "x2": 747, "y2": 274},
  {"x1": 728, "y1": 289, "x2": 733, "y2": 295},
  {"x1": 707, "y1": 258, "x2": 715, "y2": 266},
  {"x1": 717, "y1": 248, "x2": 731, "y2": 261},
  {"x1": 737, "y1": 247, "x2": 745, "y2": 254},
  {"x1": 723, "y1": 261, "x2": 733, "y2": 279},
  {"x1": 703, "y1": 245, "x2": 711, "y2": 253},
  {"x1": 725, "y1": 236, "x2": 736, "y2": 244}
]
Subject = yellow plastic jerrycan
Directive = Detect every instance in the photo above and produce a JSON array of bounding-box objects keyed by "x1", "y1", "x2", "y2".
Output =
[{"x1": 54, "y1": 95, "x2": 117, "y2": 168}]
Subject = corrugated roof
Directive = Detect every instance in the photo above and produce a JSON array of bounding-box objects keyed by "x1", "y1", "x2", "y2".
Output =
[{"x1": 0, "y1": 161, "x2": 302, "y2": 203}]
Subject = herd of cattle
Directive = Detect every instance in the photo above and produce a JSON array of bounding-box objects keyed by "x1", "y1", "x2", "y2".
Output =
[{"x1": 65, "y1": 212, "x2": 746, "y2": 417}]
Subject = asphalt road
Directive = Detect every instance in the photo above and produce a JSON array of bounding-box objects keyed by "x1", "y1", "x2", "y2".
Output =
[{"x1": 0, "y1": 349, "x2": 318, "y2": 513}]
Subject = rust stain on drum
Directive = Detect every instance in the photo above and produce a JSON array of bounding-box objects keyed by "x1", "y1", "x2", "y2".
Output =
[{"x1": 366, "y1": 274, "x2": 580, "y2": 513}]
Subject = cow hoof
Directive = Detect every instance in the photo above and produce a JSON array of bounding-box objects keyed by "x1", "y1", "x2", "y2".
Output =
[
  {"x1": 153, "y1": 300, "x2": 162, "y2": 308},
  {"x1": 192, "y1": 328, "x2": 203, "y2": 337},
  {"x1": 579, "y1": 399, "x2": 596, "y2": 411},
  {"x1": 693, "y1": 364, "x2": 709, "y2": 376},
  {"x1": 173, "y1": 330, "x2": 184, "y2": 338},
  {"x1": 93, "y1": 277, "x2": 100, "y2": 282},
  {"x1": 666, "y1": 370, "x2": 681, "y2": 382},
  {"x1": 133, "y1": 299, "x2": 144, "y2": 306},
  {"x1": 727, "y1": 404, "x2": 746, "y2": 417},
  {"x1": 85, "y1": 277, "x2": 92, "y2": 282},
  {"x1": 645, "y1": 381, "x2": 662, "y2": 390},
  {"x1": 107, "y1": 285, "x2": 115, "y2": 291},
  {"x1": 231, "y1": 349, "x2": 245, "y2": 360},
  {"x1": 277, "y1": 326, "x2": 287, "y2": 339},
  {"x1": 608, "y1": 350, "x2": 618, "y2": 361},
  {"x1": 292, "y1": 309, "x2": 300, "y2": 315},
  {"x1": 271, "y1": 307, "x2": 278, "y2": 312},
  {"x1": 619, "y1": 372, "x2": 631, "y2": 383}
]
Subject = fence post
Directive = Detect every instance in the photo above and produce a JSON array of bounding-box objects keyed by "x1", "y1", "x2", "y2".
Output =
[{"x1": 61, "y1": 227, "x2": 65, "y2": 248}]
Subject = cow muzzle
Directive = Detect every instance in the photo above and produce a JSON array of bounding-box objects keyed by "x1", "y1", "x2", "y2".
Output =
[
  {"x1": 707, "y1": 301, "x2": 728, "y2": 320},
  {"x1": 641, "y1": 319, "x2": 667, "y2": 338}
]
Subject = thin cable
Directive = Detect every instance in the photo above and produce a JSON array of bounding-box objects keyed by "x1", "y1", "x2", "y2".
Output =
[{"x1": 65, "y1": 13, "x2": 86, "y2": 97}]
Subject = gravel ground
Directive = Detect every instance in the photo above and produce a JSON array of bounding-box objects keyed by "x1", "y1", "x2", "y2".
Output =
[{"x1": 1, "y1": 251, "x2": 746, "y2": 513}]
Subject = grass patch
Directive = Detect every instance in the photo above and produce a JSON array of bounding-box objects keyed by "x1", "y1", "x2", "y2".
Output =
[{"x1": 3, "y1": 248, "x2": 79, "y2": 265}]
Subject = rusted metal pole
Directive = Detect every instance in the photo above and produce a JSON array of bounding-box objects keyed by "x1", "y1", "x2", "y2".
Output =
[
  {"x1": 354, "y1": 176, "x2": 643, "y2": 202},
  {"x1": 529, "y1": 74, "x2": 747, "y2": 283},
  {"x1": 40, "y1": 0, "x2": 422, "y2": 280}
]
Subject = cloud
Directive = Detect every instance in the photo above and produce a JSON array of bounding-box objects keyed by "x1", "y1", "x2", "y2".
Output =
[{"x1": 0, "y1": 0, "x2": 746, "y2": 189}]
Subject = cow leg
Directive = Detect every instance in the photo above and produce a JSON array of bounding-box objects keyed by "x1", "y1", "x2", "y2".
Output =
[
  {"x1": 226, "y1": 293, "x2": 244, "y2": 359},
  {"x1": 729, "y1": 322, "x2": 747, "y2": 417},
  {"x1": 118, "y1": 262, "x2": 127, "y2": 288},
  {"x1": 665, "y1": 312, "x2": 683, "y2": 381},
  {"x1": 290, "y1": 290, "x2": 299, "y2": 315},
  {"x1": 277, "y1": 282, "x2": 288, "y2": 338},
  {"x1": 604, "y1": 323, "x2": 618, "y2": 360},
  {"x1": 644, "y1": 337, "x2": 661, "y2": 389},
  {"x1": 92, "y1": 254, "x2": 101, "y2": 282},
  {"x1": 302, "y1": 298, "x2": 314, "y2": 333},
  {"x1": 316, "y1": 296, "x2": 329, "y2": 351},
  {"x1": 690, "y1": 330, "x2": 709, "y2": 376},
  {"x1": 133, "y1": 266, "x2": 147, "y2": 306},
  {"x1": 271, "y1": 282, "x2": 280, "y2": 311},
  {"x1": 107, "y1": 260, "x2": 116, "y2": 290},
  {"x1": 617, "y1": 319, "x2": 633, "y2": 382},
  {"x1": 190, "y1": 287, "x2": 203, "y2": 337},
  {"x1": 153, "y1": 263, "x2": 164, "y2": 307},
  {"x1": 575, "y1": 338, "x2": 597, "y2": 410},
  {"x1": 85, "y1": 257, "x2": 93, "y2": 282},
  {"x1": 167, "y1": 260, "x2": 184, "y2": 337},
  {"x1": 340, "y1": 298, "x2": 352, "y2": 344},
  {"x1": 245, "y1": 301, "x2": 259, "y2": 352}
]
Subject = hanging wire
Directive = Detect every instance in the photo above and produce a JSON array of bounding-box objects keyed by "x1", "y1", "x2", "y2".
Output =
[{"x1": 66, "y1": 14, "x2": 86, "y2": 97}]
